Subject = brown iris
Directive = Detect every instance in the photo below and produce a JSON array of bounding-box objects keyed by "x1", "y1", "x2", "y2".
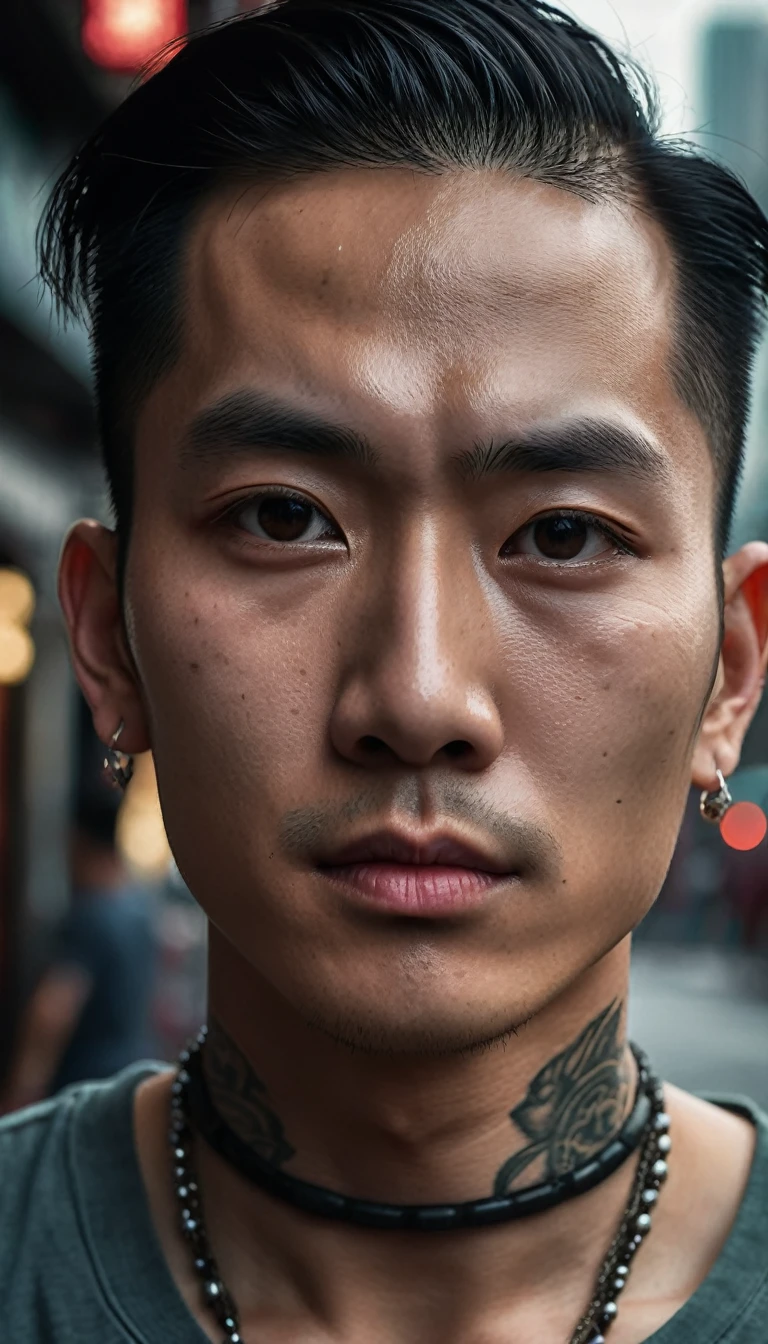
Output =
[
  {"x1": 532, "y1": 515, "x2": 589, "y2": 560},
  {"x1": 256, "y1": 496, "x2": 315, "y2": 541}
]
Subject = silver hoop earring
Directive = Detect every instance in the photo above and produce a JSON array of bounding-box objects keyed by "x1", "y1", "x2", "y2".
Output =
[
  {"x1": 104, "y1": 720, "x2": 134, "y2": 791},
  {"x1": 699, "y1": 768, "x2": 732, "y2": 824}
]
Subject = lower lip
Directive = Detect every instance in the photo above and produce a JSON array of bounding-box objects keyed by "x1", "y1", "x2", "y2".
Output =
[{"x1": 319, "y1": 863, "x2": 505, "y2": 915}]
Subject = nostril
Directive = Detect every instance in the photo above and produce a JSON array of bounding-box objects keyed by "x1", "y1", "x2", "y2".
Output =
[
  {"x1": 443, "y1": 739, "x2": 472, "y2": 760},
  {"x1": 359, "y1": 735, "x2": 389, "y2": 755}
]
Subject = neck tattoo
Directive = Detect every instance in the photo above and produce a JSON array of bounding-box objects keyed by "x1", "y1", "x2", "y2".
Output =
[{"x1": 169, "y1": 1004, "x2": 670, "y2": 1344}]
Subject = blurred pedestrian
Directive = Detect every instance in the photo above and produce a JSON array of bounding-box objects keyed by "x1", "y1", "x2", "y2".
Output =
[{"x1": 0, "y1": 773, "x2": 156, "y2": 1112}]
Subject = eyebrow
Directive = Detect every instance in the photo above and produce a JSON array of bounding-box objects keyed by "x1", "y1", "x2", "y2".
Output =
[
  {"x1": 453, "y1": 420, "x2": 672, "y2": 487},
  {"x1": 179, "y1": 390, "x2": 377, "y2": 468},
  {"x1": 180, "y1": 392, "x2": 671, "y2": 489}
]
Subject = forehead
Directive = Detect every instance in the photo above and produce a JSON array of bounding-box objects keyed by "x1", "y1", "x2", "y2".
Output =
[{"x1": 172, "y1": 167, "x2": 685, "y2": 446}]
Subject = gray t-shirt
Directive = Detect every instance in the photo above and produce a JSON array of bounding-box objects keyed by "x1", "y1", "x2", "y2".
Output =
[{"x1": 0, "y1": 1063, "x2": 766, "y2": 1342}]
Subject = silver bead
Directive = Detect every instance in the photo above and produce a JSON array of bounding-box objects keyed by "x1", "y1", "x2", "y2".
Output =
[
  {"x1": 641, "y1": 1188, "x2": 658, "y2": 1205},
  {"x1": 204, "y1": 1280, "x2": 222, "y2": 1299},
  {"x1": 654, "y1": 1112, "x2": 670, "y2": 1132},
  {"x1": 657, "y1": 1134, "x2": 672, "y2": 1154},
  {"x1": 636, "y1": 1212, "x2": 652, "y2": 1233},
  {"x1": 613, "y1": 1276, "x2": 627, "y2": 1293},
  {"x1": 615, "y1": 1265, "x2": 629, "y2": 1278},
  {"x1": 603, "y1": 1302, "x2": 619, "y2": 1321},
  {"x1": 652, "y1": 1159, "x2": 668, "y2": 1180}
]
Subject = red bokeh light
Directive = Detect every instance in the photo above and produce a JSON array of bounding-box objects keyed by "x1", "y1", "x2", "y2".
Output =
[
  {"x1": 720, "y1": 801, "x2": 768, "y2": 852},
  {"x1": 81, "y1": 0, "x2": 188, "y2": 74}
]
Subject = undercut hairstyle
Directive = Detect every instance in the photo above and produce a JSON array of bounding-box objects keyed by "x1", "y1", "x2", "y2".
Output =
[{"x1": 40, "y1": 0, "x2": 768, "y2": 564}]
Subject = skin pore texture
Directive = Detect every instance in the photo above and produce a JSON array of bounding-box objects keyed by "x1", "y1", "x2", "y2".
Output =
[{"x1": 60, "y1": 169, "x2": 768, "y2": 1343}]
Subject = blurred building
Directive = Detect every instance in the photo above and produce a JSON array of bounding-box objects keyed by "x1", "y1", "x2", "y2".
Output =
[
  {"x1": 0, "y1": 1, "x2": 229, "y2": 1080},
  {"x1": 0, "y1": 3, "x2": 110, "y2": 1079}
]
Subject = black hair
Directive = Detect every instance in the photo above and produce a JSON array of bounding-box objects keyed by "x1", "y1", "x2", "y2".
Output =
[{"x1": 39, "y1": 0, "x2": 768, "y2": 562}]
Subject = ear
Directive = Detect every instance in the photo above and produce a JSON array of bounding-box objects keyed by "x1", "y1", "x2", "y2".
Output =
[
  {"x1": 692, "y1": 541, "x2": 768, "y2": 792},
  {"x1": 58, "y1": 520, "x2": 151, "y2": 755}
]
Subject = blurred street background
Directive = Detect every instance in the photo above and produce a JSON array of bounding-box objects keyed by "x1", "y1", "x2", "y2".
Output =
[{"x1": 0, "y1": 0, "x2": 766, "y2": 1108}]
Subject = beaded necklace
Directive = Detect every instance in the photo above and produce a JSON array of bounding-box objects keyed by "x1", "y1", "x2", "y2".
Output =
[{"x1": 169, "y1": 1033, "x2": 669, "y2": 1344}]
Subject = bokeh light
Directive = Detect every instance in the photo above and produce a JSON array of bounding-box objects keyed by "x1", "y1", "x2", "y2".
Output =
[
  {"x1": 116, "y1": 751, "x2": 172, "y2": 877},
  {"x1": 0, "y1": 569, "x2": 35, "y2": 627},
  {"x1": 720, "y1": 802, "x2": 768, "y2": 852},
  {"x1": 0, "y1": 624, "x2": 35, "y2": 686}
]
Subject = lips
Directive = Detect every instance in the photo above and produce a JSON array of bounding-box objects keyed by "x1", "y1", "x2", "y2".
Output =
[
  {"x1": 316, "y1": 830, "x2": 514, "y2": 916},
  {"x1": 319, "y1": 830, "x2": 509, "y2": 874}
]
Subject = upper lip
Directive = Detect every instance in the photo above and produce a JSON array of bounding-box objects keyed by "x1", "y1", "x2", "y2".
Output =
[{"x1": 318, "y1": 830, "x2": 512, "y2": 874}]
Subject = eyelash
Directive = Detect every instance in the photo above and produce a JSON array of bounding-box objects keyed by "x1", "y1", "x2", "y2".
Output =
[
  {"x1": 217, "y1": 491, "x2": 636, "y2": 563},
  {"x1": 219, "y1": 488, "x2": 341, "y2": 542},
  {"x1": 506, "y1": 510, "x2": 636, "y2": 563}
]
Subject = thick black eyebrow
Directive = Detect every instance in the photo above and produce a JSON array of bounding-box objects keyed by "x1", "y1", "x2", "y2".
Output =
[
  {"x1": 454, "y1": 420, "x2": 672, "y2": 486},
  {"x1": 179, "y1": 390, "x2": 377, "y2": 468}
]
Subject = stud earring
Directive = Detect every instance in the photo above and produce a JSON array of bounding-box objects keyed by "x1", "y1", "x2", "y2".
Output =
[
  {"x1": 104, "y1": 720, "x2": 134, "y2": 791},
  {"x1": 700, "y1": 766, "x2": 767, "y2": 851}
]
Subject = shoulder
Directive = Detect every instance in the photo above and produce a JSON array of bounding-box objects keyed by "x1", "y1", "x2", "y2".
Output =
[
  {"x1": 0, "y1": 1088, "x2": 78, "y2": 1187},
  {"x1": 0, "y1": 1066, "x2": 167, "y2": 1338},
  {"x1": 0, "y1": 1064, "x2": 166, "y2": 1218},
  {"x1": 663, "y1": 1085, "x2": 765, "y2": 1216},
  {"x1": 622, "y1": 1087, "x2": 768, "y2": 1341},
  {"x1": 657, "y1": 1086, "x2": 767, "y2": 1282}
]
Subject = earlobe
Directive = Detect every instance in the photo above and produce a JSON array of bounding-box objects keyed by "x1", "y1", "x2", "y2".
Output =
[{"x1": 58, "y1": 520, "x2": 150, "y2": 755}]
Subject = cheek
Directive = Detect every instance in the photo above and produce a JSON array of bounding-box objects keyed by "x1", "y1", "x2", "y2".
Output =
[
  {"x1": 517, "y1": 596, "x2": 718, "y2": 916},
  {"x1": 125, "y1": 566, "x2": 339, "y2": 829}
]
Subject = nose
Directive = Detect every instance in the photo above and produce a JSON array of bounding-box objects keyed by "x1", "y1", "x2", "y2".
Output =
[{"x1": 329, "y1": 525, "x2": 504, "y2": 771}]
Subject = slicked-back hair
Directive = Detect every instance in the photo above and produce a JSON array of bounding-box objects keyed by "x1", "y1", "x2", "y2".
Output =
[{"x1": 39, "y1": 0, "x2": 768, "y2": 563}]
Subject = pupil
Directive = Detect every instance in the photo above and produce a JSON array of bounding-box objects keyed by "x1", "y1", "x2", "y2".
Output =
[
  {"x1": 533, "y1": 516, "x2": 587, "y2": 560},
  {"x1": 257, "y1": 497, "x2": 312, "y2": 541}
]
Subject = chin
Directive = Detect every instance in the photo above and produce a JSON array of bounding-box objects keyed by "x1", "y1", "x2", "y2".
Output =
[{"x1": 294, "y1": 978, "x2": 536, "y2": 1059}]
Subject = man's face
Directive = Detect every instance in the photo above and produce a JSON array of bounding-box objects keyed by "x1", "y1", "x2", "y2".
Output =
[{"x1": 123, "y1": 169, "x2": 721, "y2": 1050}]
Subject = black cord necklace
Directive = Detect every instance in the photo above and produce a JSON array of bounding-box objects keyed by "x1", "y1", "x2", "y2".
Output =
[
  {"x1": 182, "y1": 1034, "x2": 653, "y2": 1230},
  {"x1": 171, "y1": 1032, "x2": 670, "y2": 1344}
]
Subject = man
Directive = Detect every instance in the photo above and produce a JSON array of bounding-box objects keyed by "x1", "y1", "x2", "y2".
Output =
[
  {"x1": 2, "y1": 2, "x2": 767, "y2": 1340},
  {"x1": 0, "y1": 730, "x2": 157, "y2": 1112}
]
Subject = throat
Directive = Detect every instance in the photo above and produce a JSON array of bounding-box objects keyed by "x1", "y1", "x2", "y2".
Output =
[{"x1": 197, "y1": 1000, "x2": 637, "y2": 1213}]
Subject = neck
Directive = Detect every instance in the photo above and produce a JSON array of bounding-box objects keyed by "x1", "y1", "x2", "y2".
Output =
[{"x1": 194, "y1": 932, "x2": 640, "y2": 1337}]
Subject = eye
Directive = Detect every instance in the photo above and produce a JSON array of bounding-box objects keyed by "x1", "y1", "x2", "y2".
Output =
[
  {"x1": 228, "y1": 491, "x2": 342, "y2": 544},
  {"x1": 501, "y1": 511, "x2": 632, "y2": 564}
]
